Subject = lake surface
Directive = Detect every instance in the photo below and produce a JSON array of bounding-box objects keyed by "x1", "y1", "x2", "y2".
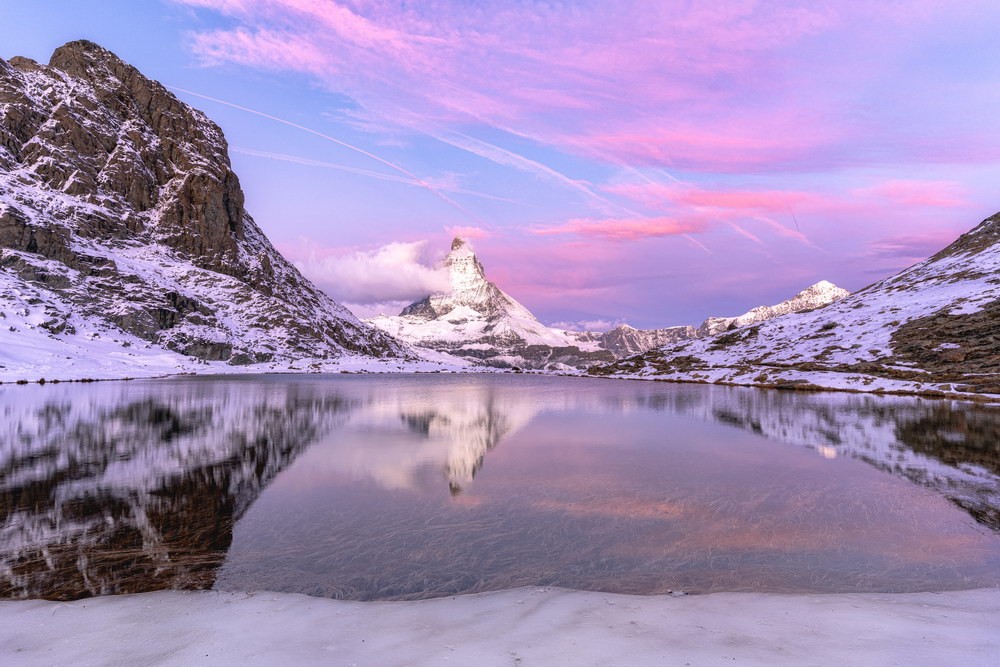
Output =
[{"x1": 2, "y1": 374, "x2": 999, "y2": 601}]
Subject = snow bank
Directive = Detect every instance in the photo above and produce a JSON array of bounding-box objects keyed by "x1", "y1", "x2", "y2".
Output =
[{"x1": 2, "y1": 587, "x2": 998, "y2": 666}]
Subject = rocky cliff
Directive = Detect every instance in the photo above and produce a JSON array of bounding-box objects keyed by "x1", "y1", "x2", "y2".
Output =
[{"x1": 0, "y1": 40, "x2": 405, "y2": 376}]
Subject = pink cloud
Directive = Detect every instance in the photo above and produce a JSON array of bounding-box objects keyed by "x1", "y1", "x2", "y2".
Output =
[
  {"x1": 534, "y1": 215, "x2": 709, "y2": 241},
  {"x1": 169, "y1": 0, "x2": 1000, "y2": 327},
  {"x1": 854, "y1": 179, "x2": 969, "y2": 208},
  {"x1": 605, "y1": 182, "x2": 826, "y2": 213},
  {"x1": 445, "y1": 225, "x2": 491, "y2": 240},
  {"x1": 189, "y1": 27, "x2": 331, "y2": 75}
]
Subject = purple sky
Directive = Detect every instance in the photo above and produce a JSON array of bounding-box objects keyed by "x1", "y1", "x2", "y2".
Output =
[{"x1": 4, "y1": 1, "x2": 1000, "y2": 328}]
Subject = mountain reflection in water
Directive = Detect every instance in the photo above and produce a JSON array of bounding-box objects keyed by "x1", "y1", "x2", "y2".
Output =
[{"x1": 1, "y1": 375, "x2": 998, "y2": 601}]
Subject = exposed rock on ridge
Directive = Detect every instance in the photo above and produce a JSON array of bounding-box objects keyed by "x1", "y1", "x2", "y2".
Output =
[
  {"x1": 0, "y1": 40, "x2": 405, "y2": 368},
  {"x1": 697, "y1": 280, "x2": 849, "y2": 337},
  {"x1": 598, "y1": 281, "x2": 848, "y2": 357}
]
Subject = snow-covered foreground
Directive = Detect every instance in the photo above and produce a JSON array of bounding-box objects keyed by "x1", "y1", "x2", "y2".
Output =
[
  {"x1": 2, "y1": 587, "x2": 998, "y2": 666},
  {"x1": 0, "y1": 317, "x2": 472, "y2": 383}
]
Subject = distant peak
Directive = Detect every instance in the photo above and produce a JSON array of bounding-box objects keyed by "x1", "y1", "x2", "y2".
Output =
[
  {"x1": 451, "y1": 237, "x2": 466, "y2": 251},
  {"x1": 801, "y1": 280, "x2": 847, "y2": 296}
]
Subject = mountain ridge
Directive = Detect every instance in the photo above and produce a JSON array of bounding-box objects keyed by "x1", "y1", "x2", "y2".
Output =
[
  {"x1": 590, "y1": 212, "x2": 1000, "y2": 398},
  {"x1": 370, "y1": 237, "x2": 848, "y2": 368}
]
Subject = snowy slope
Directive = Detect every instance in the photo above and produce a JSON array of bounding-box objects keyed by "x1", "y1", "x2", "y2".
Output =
[
  {"x1": 0, "y1": 41, "x2": 407, "y2": 382},
  {"x1": 4, "y1": 588, "x2": 1000, "y2": 667},
  {"x1": 592, "y1": 212, "x2": 1000, "y2": 399}
]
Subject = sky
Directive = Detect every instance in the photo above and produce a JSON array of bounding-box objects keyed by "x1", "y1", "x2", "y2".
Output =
[{"x1": 3, "y1": 1, "x2": 1000, "y2": 329}]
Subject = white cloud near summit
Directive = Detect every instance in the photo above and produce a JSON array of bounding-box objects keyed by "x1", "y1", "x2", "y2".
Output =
[{"x1": 292, "y1": 241, "x2": 449, "y2": 304}]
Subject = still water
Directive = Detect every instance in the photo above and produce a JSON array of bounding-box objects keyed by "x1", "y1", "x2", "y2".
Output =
[{"x1": 2, "y1": 374, "x2": 998, "y2": 600}]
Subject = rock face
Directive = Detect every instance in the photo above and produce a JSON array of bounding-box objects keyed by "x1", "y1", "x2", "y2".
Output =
[
  {"x1": 0, "y1": 41, "x2": 405, "y2": 368},
  {"x1": 591, "y1": 212, "x2": 1000, "y2": 398},
  {"x1": 369, "y1": 237, "x2": 614, "y2": 369},
  {"x1": 597, "y1": 324, "x2": 698, "y2": 358}
]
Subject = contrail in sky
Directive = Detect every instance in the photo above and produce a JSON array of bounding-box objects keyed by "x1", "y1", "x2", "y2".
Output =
[
  {"x1": 233, "y1": 147, "x2": 528, "y2": 205},
  {"x1": 166, "y1": 86, "x2": 482, "y2": 222}
]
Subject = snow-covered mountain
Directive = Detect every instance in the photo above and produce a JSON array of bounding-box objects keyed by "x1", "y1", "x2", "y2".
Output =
[
  {"x1": 591, "y1": 212, "x2": 1000, "y2": 399},
  {"x1": 697, "y1": 280, "x2": 849, "y2": 336},
  {"x1": 371, "y1": 237, "x2": 846, "y2": 368},
  {"x1": 599, "y1": 282, "x2": 847, "y2": 357},
  {"x1": 369, "y1": 237, "x2": 614, "y2": 369},
  {"x1": 0, "y1": 41, "x2": 406, "y2": 381}
]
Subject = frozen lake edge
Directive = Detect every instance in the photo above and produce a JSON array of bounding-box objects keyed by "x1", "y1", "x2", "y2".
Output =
[{"x1": 2, "y1": 586, "x2": 998, "y2": 666}]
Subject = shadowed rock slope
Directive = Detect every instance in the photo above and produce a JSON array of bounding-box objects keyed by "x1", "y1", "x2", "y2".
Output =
[{"x1": 0, "y1": 41, "x2": 405, "y2": 369}]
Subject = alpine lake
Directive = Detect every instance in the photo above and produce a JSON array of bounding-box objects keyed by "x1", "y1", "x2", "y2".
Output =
[{"x1": 2, "y1": 374, "x2": 999, "y2": 601}]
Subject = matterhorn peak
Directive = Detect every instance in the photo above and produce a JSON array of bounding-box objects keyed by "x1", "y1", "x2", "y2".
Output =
[{"x1": 444, "y1": 236, "x2": 489, "y2": 294}]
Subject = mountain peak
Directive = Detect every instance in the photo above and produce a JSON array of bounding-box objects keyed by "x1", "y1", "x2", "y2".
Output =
[
  {"x1": 802, "y1": 280, "x2": 843, "y2": 294},
  {"x1": 48, "y1": 40, "x2": 128, "y2": 81},
  {"x1": 379, "y1": 237, "x2": 591, "y2": 360},
  {"x1": 797, "y1": 280, "x2": 849, "y2": 302}
]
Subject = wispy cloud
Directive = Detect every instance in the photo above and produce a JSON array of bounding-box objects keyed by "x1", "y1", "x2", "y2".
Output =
[
  {"x1": 172, "y1": 0, "x2": 1000, "y2": 173},
  {"x1": 167, "y1": 85, "x2": 483, "y2": 221},
  {"x1": 165, "y1": 0, "x2": 1000, "y2": 326},
  {"x1": 854, "y1": 179, "x2": 970, "y2": 208}
]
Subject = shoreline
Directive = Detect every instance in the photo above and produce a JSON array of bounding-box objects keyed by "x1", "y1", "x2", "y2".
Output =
[
  {"x1": 2, "y1": 586, "x2": 998, "y2": 665},
  {"x1": 3, "y1": 363, "x2": 1000, "y2": 406}
]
